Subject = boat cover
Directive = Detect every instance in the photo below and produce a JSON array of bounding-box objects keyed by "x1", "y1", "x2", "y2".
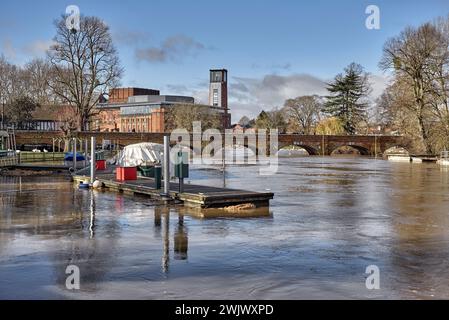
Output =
[{"x1": 117, "y1": 143, "x2": 164, "y2": 167}]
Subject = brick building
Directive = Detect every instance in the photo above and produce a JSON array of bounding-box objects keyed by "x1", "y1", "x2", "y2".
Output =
[
  {"x1": 95, "y1": 92, "x2": 196, "y2": 132},
  {"x1": 108, "y1": 88, "x2": 160, "y2": 104},
  {"x1": 94, "y1": 69, "x2": 231, "y2": 132}
]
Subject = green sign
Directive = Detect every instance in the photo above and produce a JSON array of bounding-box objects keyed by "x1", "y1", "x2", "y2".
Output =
[{"x1": 175, "y1": 151, "x2": 189, "y2": 178}]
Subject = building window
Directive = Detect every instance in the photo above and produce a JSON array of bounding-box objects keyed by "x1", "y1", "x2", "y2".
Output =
[{"x1": 213, "y1": 89, "x2": 219, "y2": 106}]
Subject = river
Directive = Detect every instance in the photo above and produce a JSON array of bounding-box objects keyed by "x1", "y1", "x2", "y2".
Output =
[{"x1": 1, "y1": 157, "x2": 449, "y2": 299}]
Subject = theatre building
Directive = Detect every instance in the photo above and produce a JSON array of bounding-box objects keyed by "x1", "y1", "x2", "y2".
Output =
[{"x1": 94, "y1": 69, "x2": 231, "y2": 133}]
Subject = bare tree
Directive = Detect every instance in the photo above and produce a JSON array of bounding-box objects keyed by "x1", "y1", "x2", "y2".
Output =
[
  {"x1": 284, "y1": 95, "x2": 322, "y2": 134},
  {"x1": 426, "y1": 16, "x2": 449, "y2": 151},
  {"x1": 377, "y1": 76, "x2": 427, "y2": 152},
  {"x1": 380, "y1": 23, "x2": 443, "y2": 153},
  {"x1": 24, "y1": 58, "x2": 55, "y2": 105},
  {"x1": 0, "y1": 56, "x2": 30, "y2": 126},
  {"x1": 6, "y1": 96, "x2": 40, "y2": 128},
  {"x1": 47, "y1": 15, "x2": 123, "y2": 131},
  {"x1": 0, "y1": 55, "x2": 12, "y2": 126},
  {"x1": 164, "y1": 104, "x2": 223, "y2": 132}
]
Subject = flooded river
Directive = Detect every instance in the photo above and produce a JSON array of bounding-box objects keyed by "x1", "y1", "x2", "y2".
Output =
[{"x1": 1, "y1": 157, "x2": 449, "y2": 299}]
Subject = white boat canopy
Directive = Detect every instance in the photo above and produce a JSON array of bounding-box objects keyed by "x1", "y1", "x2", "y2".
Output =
[{"x1": 117, "y1": 142, "x2": 164, "y2": 167}]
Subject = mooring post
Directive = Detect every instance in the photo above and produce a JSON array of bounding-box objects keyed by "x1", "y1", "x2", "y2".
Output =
[
  {"x1": 322, "y1": 134, "x2": 325, "y2": 156},
  {"x1": 90, "y1": 136, "x2": 96, "y2": 184},
  {"x1": 73, "y1": 138, "x2": 77, "y2": 173},
  {"x1": 84, "y1": 139, "x2": 88, "y2": 168},
  {"x1": 163, "y1": 135, "x2": 170, "y2": 197},
  {"x1": 374, "y1": 134, "x2": 378, "y2": 159}
]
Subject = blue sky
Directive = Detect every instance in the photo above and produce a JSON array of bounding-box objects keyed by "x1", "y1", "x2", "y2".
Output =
[{"x1": 1, "y1": 0, "x2": 448, "y2": 120}]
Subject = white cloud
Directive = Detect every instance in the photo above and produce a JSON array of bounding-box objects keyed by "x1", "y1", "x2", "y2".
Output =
[
  {"x1": 228, "y1": 73, "x2": 328, "y2": 121},
  {"x1": 1, "y1": 39, "x2": 16, "y2": 59},
  {"x1": 225, "y1": 73, "x2": 389, "y2": 122},
  {"x1": 191, "y1": 88, "x2": 209, "y2": 105},
  {"x1": 369, "y1": 73, "x2": 390, "y2": 101},
  {"x1": 22, "y1": 40, "x2": 54, "y2": 57}
]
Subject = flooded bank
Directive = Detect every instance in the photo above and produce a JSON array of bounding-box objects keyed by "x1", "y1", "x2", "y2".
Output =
[{"x1": 1, "y1": 157, "x2": 449, "y2": 299}]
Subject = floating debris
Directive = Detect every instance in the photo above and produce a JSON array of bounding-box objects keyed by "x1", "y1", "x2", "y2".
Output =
[{"x1": 222, "y1": 203, "x2": 256, "y2": 211}]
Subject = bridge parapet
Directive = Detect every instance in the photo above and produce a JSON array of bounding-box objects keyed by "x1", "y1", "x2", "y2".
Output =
[{"x1": 14, "y1": 131, "x2": 407, "y2": 156}]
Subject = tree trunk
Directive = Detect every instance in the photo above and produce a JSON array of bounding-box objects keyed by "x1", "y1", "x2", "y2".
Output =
[{"x1": 417, "y1": 112, "x2": 432, "y2": 154}]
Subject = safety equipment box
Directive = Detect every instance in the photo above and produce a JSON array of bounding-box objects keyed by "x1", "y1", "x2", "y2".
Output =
[
  {"x1": 96, "y1": 160, "x2": 106, "y2": 171},
  {"x1": 116, "y1": 167, "x2": 137, "y2": 181}
]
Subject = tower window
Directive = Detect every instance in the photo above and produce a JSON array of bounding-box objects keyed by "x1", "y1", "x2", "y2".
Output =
[
  {"x1": 213, "y1": 89, "x2": 219, "y2": 106},
  {"x1": 211, "y1": 71, "x2": 222, "y2": 82}
]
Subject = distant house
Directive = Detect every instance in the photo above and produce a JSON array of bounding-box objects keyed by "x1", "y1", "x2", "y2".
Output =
[
  {"x1": 366, "y1": 124, "x2": 397, "y2": 135},
  {"x1": 30, "y1": 104, "x2": 74, "y2": 131},
  {"x1": 230, "y1": 123, "x2": 256, "y2": 133},
  {"x1": 2, "y1": 104, "x2": 74, "y2": 131}
]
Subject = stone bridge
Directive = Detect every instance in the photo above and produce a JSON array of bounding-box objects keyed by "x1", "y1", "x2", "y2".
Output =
[{"x1": 14, "y1": 130, "x2": 408, "y2": 156}]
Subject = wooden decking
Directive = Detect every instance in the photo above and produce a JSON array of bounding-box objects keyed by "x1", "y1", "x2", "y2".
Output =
[
  {"x1": 15, "y1": 164, "x2": 71, "y2": 171},
  {"x1": 73, "y1": 171, "x2": 274, "y2": 209},
  {"x1": 411, "y1": 155, "x2": 439, "y2": 163}
]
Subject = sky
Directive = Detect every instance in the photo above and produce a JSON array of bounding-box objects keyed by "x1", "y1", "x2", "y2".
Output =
[{"x1": 1, "y1": 0, "x2": 448, "y2": 121}]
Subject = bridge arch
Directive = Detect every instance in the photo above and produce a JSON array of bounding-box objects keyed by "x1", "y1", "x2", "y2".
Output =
[
  {"x1": 330, "y1": 145, "x2": 370, "y2": 156},
  {"x1": 383, "y1": 146, "x2": 410, "y2": 157},
  {"x1": 278, "y1": 144, "x2": 319, "y2": 156}
]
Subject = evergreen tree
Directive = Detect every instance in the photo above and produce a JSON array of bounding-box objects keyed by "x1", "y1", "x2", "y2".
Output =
[
  {"x1": 324, "y1": 63, "x2": 371, "y2": 134},
  {"x1": 255, "y1": 109, "x2": 287, "y2": 132}
]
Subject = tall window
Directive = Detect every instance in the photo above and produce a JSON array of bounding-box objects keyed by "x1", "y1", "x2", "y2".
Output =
[{"x1": 213, "y1": 89, "x2": 219, "y2": 106}]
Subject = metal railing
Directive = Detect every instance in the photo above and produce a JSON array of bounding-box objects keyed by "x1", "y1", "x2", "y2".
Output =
[
  {"x1": 1, "y1": 121, "x2": 62, "y2": 131},
  {"x1": 0, "y1": 151, "x2": 18, "y2": 167},
  {"x1": 441, "y1": 151, "x2": 449, "y2": 159}
]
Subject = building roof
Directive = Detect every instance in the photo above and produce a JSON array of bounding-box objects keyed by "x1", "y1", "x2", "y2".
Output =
[
  {"x1": 127, "y1": 95, "x2": 194, "y2": 104},
  {"x1": 31, "y1": 104, "x2": 72, "y2": 121},
  {"x1": 97, "y1": 101, "x2": 183, "y2": 109},
  {"x1": 98, "y1": 94, "x2": 195, "y2": 109}
]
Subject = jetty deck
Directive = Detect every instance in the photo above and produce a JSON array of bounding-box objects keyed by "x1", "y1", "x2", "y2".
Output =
[
  {"x1": 411, "y1": 155, "x2": 439, "y2": 162},
  {"x1": 73, "y1": 170, "x2": 274, "y2": 209}
]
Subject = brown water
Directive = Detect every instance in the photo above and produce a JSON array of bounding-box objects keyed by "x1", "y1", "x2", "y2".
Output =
[{"x1": 1, "y1": 157, "x2": 449, "y2": 299}]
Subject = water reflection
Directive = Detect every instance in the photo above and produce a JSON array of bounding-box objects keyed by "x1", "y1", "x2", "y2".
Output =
[
  {"x1": 161, "y1": 206, "x2": 169, "y2": 274},
  {"x1": 155, "y1": 207, "x2": 189, "y2": 273},
  {"x1": 89, "y1": 192, "x2": 96, "y2": 239},
  {"x1": 174, "y1": 214, "x2": 188, "y2": 261}
]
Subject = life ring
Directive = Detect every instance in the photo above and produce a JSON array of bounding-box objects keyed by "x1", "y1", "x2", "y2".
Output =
[{"x1": 79, "y1": 182, "x2": 90, "y2": 189}]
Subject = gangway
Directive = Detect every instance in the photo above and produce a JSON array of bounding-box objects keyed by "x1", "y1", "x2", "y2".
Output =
[{"x1": 0, "y1": 127, "x2": 18, "y2": 168}]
